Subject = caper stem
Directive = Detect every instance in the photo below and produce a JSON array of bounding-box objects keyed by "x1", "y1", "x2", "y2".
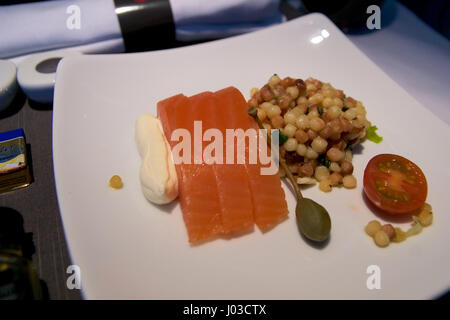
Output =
[
  {"x1": 248, "y1": 107, "x2": 303, "y2": 200},
  {"x1": 280, "y1": 158, "x2": 303, "y2": 200}
]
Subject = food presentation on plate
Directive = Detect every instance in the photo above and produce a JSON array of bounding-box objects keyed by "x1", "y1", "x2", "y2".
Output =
[
  {"x1": 52, "y1": 14, "x2": 450, "y2": 299},
  {"x1": 132, "y1": 74, "x2": 434, "y2": 248}
]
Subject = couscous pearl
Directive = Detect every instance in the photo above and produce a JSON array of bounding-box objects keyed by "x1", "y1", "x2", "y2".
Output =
[
  {"x1": 286, "y1": 86, "x2": 300, "y2": 99},
  {"x1": 296, "y1": 96, "x2": 308, "y2": 105},
  {"x1": 333, "y1": 97, "x2": 343, "y2": 107},
  {"x1": 307, "y1": 129, "x2": 318, "y2": 140},
  {"x1": 329, "y1": 162, "x2": 341, "y2": 172},
  {"x1": 314, "y1": 165, "x2": 330, "y2": 181},
  {"x1": 322, "y1": 97, "x2": 334, "y2": 107},
  {"x1": 271, "y1": 115, "x2": 284, "y2": 128},
  {"x1": 355, "y1": 105, "x2": 366, "y2": 115},
  {"x1": 295, "y1": 115, "x2": 310, "y2": 130},
  {"x1": 365, "y1": 220, "x2": 382, "y2": 237},
  {"x1": 340, "y1": 161, "x2": 354, "y2": 175},
  {"x1": 295, "y1": 129, "x2": 309, "y2": 144},
  {"x1": 329, "y1": 172, "x2": 343, "y2": 186},
  {"x1": 283, "y1": 124, "x2": 297, "y2": 138},
  {"x1": 327, "y1": 147, "x2": 344, "y2": 162},
  {"x1": 250, "y1": 87, "x2": 259, "y2": 97},
  {"x1": 342, "y1": 175, "x2": 357, "y2": 188},
  {"x1": 284, "y1": 138, "x2": 298, "y2": 151},
  {"x1": 310, "y1": 118, "x2": 325, "y2": 131},
  {"x1": 267, "y1": 105, "x2": 282, "y2": 118},
  {"x1": 307, "y1": 109, "x2": 320, "y2": 120},
  {"x1": 374, "y1": 230, "x2": 390, "y2": 247},
  {"x1": 260, "y1": 102, "x2": 274, "y2": 112},
  {"x1": 322, "y1": 90, "x2": 335, "y2": 99},
  {"x1": 257, "y1": 108, "x2": 267, "y2": 121},
  {"x1": 382, "y1": 224, "x2": 395, "y2": 239},
  {"x1": 344, "y1": 108, "x2": 357, "y2": 121},
  {"x1": 311, "y1": 136, "x2": 328, "y2": 153},
  {"x1": 327, "y1": 105, "x2": 342, "y2": 120},
  {"x1": 356, "y1": 114, "x2": 366, "y2": 123},
  {"x1": 269, "y1": 74, "x2": 281, "y2": 86},
  {"x1": 296, "y1": 143, "x2": 307, "y2": 156},
  {"x1": 309, "y1": 93, "x2": 324, "y2": 104},
  {"x1": 305, "y1": 147, "x2": 318, "y2": 159},
  {"x1": 344, "y1": 150, "x2": 353, "y2": 162},
  {"x1": 319, "y1": 179, "x2": 332, "y2": 192},
  {"x1": 291, "y1": 106, "x2": 304, "y2": 116},
  {"x1": 284, "y1": 111, "x2": 297, "y2": 125}
]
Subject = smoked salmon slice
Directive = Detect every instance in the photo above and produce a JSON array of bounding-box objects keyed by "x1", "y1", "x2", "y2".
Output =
[
  {"x1": 215, "y1": 87, "x2": 289, "y2": 231},
  {"x1": 207, "y1": 92, "x2": 254, "y2": 234},
  {"x1": 158, "y1": 93, "x2": 223, "y2": 242},
  {"x1": 157, "y1": 86, "x2": 288, "y2": 242}
]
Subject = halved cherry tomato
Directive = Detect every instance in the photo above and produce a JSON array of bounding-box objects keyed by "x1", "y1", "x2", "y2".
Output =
[{"x1": 363, "y1": 154, "x2": 427, "y2": 215}]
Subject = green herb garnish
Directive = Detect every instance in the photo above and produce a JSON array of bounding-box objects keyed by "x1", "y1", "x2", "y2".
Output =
[
  {"x1": 318, "y1": 154, "x2": 331, "y2": 168},
  {"x1": 317, "y1": 106, "x2": 323, "y2": 115},
  {"x1": 278, "y1": 130, "x2": 289, "y2": 145},
  {"x1": 342, "y1": 106, "x2": 349, "y2": 112},
  {"x1": 366, "y1": 125, "x2": 383, "y2": 143},
  {"x1": 305, "y1": 106, "x2": 310, "y2": 115}
]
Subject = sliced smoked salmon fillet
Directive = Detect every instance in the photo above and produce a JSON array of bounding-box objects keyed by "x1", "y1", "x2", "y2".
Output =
[
  {"x1": 206, "y1": 92, "x2": 254, "y2": 234},
  {"x1": 215, "y1": 87, "x2": 289, "y2": 231},
  {"x1": 157, "y1": 86, "x2": 288, "y2": 242},
  {"x1": 158, "y1": 93, "x2": 223, "y2": 242}
]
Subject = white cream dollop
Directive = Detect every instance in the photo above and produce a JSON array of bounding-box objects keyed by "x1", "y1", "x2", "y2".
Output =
[{"x1": 135, "y1": 113, "x2": 178, "y2": 204}]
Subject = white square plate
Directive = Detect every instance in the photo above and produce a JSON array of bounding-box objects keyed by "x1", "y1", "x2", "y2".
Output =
[{"x1": 53, "y1": 13, "x2": 450, "y2": 299}]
